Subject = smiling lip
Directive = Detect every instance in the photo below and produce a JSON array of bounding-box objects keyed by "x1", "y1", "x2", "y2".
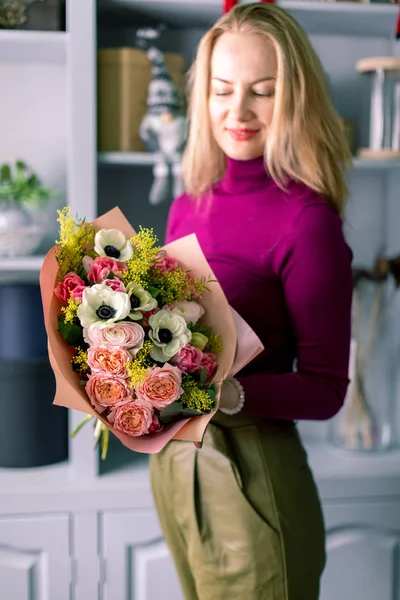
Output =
[{"x1": 227, "y1": 128, "x2": 259, "y2": 141}]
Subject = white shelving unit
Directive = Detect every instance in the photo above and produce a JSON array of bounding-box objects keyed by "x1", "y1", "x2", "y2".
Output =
[
  {"x1": 1, "y1": 2, "x2": 400, "y2": 598},
  {"x1": 0, "y1": 30, "x2": 67, "y2": 64},
  {"x1": 104, "y1": 0, "x2": 400, "y2": 36}
]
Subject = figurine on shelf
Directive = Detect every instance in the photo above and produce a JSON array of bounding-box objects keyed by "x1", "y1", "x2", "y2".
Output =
[{"x1": 137, "y1": 27, "x2": 187, "y2": 206}]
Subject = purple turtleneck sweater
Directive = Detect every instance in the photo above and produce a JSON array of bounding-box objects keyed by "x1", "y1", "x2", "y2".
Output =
[{"x1": 166, "y1": 157, "x2": 353, "y2": 421}]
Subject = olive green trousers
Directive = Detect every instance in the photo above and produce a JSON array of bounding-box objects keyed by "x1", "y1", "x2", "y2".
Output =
[{"x1": 150, "y1": 412, "x2": 326, "y2": 600}]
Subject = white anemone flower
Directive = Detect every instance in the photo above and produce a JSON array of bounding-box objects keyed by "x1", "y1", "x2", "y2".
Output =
[
  {"x1": 94, "y1": 228, "x2": 133, "y2": 262},
  {"x1": 77, "y1": 284, "x2": 130, "y2": 328},
  {"x1": 125, "y1": 282, "x2": 158, "y2": 321},
  {"x1": 149, "y1": 309, "x2": 191, "y2": 363}
]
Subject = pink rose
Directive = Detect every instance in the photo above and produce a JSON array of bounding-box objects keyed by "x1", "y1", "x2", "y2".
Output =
[
  {"x1": 87, "y1": 344, "x2": 131, "y2": 378},
  {"x1": 87, "y1": 257, "x2": 127, "y2": 284},
  {"x1": 54, "y1": 272, "x2": 85, "y2": 303},
  {"x1": 136, "y1": 363, "x2": 183, "y2": 410},
  {"x1": 104, "y1": 278, "x2": 126, "y2": 293},
  {"x1": 149, "y1": 414, "x2": 163, "y2": 434},
  {"x1": 86, "y1": 373, "x2": 131, "y2": 409},
  {"x1": 199, "y1": 352, "x2": 217, "y2": 381},
  {"x1": 154, "y1": 253, "x2": 178, "y2": 273},
  {"x1": 83, "y1": 322, "x2": 144, "y2": 350},
  {"x1": 107, "y1": 400, "x2": 153, "y2": 437},
  {"x1": 172, "y1": 344, "x2": 203, "y2": 373},
  {"x1": 71, "y1": 285, "x2": 87, "y2": 302}
]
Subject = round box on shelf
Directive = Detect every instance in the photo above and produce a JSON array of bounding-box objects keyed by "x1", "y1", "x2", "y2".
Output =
[
  {"x1": 356, "y1": 56, "x2": 400, "y2": 160},
  {"x1": 0, "y1": 283, "x2": 48, "y2": 359},
  {"x1": 0, "y1": 357, "x2": 68, "y2": 468}
]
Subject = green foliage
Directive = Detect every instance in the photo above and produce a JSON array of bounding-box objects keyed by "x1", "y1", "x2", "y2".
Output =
[
  {"x1": 58, "y1": 316, "x2": 84, "y2": 346},
  {"x1": 0, "y1": 160, "x2": 58, "y2": 206}
]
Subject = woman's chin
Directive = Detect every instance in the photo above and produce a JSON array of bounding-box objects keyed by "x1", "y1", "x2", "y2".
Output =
[{"x1": 222, "y1": 140, "x2": 265, "y2": 161}]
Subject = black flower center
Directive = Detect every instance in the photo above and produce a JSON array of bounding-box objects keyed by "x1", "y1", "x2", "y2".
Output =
[
  {"x1": 104, "y1": 245, "x2": 121, "y2": 259},
  {"x1": 158, "y1": 328, "x2": 173, "y2": 344},
  {"x1": 96, "y1": 304, "x2": 116, "y2": 320},
  {"x1": 130, "y1": 295, "x2": 140, "y2": 310}
]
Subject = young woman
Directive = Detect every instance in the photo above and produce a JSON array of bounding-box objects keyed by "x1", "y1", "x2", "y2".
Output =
[{"x1": 150, "y1": 4, "x2": 353, "y2": 599}]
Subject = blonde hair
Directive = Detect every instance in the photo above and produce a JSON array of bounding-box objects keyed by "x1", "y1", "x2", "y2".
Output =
[{"x1": 182, "y1": 3, "x2": 351, "y2": 215}]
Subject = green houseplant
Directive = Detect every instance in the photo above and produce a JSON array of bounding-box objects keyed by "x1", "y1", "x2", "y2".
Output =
[{"x1": 0, "y1": 160, "x2": 58, "y2": 256}]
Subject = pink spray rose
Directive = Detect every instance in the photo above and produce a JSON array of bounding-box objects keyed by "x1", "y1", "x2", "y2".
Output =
[
  {"x1": 83, "y1": 321, "x2": 144, "y2": 350},
  {"x1": 104, "y1": 278, "x2": 126, "y2": 293},
  {"x1": 154, "y1": 253, "x2": 178, "y2": 273},
  {"x1": 172, "y1": 343, "x2": 203, "y2": 373},
  {"x1": 54, "y1": 272, "x2": 85, "y2": 303},
  {"x1": 87, "y1": 344, "x2": 132, "y2": 378},
  {"x1": 107, "y1": 400, "x2": 153, "y2": 437},
  {"x1": 87, "y1": 256, "x2": 127, "y2": 284},
  {"x1": 148, "y1": 414, "x2": 163, "y2": 434},
  {"x1": 71, "y1": 285, "x2": 87, "y2": 302},
  {"x1": 199, "y1": 352, "x2": 217, "y2": 381},
  {"x1": 86, "y1": 373, "x2": 131, "y2": 409},
  {"x1": 136, "y1": 363, "x2": 183, "y2": 410}
]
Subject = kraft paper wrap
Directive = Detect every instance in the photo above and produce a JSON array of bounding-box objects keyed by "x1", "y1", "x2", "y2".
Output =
[{"x1": 40, "y1": 207, "x2": 263, "y2": 454}]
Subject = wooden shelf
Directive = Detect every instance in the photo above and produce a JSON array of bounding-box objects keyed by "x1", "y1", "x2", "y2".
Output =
[
  {"x1": 102, "y1": 0, "x2": 399, "y2": 37},
  {"x1": 0, "y1": 30, "x2": 67, "y2": 64}
]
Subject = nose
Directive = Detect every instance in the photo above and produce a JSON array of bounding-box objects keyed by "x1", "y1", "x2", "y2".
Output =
[{"x1": 229, "y1": 90, "x2": 253, "y2": 122}]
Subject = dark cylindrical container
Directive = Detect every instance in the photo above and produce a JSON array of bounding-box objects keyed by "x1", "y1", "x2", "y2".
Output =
[
  {"x1": 0, "y1": 284, "x2": 48, "y2": 360},
  {"x1": 0, "y1": 357, "x2": 68, "y2": 468}
]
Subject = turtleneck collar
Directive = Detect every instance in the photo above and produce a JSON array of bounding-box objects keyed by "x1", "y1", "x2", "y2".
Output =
[{"x1": 218, "y1": 155, "x2": 271, "y2": 195}]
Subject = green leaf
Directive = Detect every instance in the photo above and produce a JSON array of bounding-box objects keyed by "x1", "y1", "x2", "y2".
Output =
[
  {"x1": 188, "y1": 322, "x2": 212, "y2": 336},
  {"x1": 182, "y1": 407, "x2": 204, "y2": 418},
  {"x1": 199, "y1": 368, "x2": 208, "y2": 387},
  {"x1": 0, "y1": 164, "x2": 10, "y2": 183},
  {"x1": 148, "y1": 286, "x2": 161, "y2": 298},
  {"x1": 15, "y1": 160, "x2": 27, "y2": 172},
  {"x1": 159, "y1": 401, "x2": 206, "y2": 425},
  {"x1": 58, "y1": 316, "x2": 84, "y2": 346}
]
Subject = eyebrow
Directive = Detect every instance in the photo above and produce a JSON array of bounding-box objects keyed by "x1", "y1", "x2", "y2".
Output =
[{"x1": 212, "y1": 76, "x2": 276, "y2": 83}]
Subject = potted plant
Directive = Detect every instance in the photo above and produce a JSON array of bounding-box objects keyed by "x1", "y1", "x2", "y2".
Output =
[
  {"x1": 0, "y1": 160, "x2": 58, "y2": 256},
  {"x1": 0, "y1": 1, "x2": 27, "y2": 28},
  {"x1": 0, "y1": 160, "x2": 57, "y2": 226}
]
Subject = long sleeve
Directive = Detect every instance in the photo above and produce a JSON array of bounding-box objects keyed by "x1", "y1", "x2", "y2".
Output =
[{"x1": 238, "y1": 203, "x2": 353, "y2": 421}]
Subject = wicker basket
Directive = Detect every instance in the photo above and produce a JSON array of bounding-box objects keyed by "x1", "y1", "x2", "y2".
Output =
[{"x1": 98, "y1": 47, "x2": 186, "y2": 153}]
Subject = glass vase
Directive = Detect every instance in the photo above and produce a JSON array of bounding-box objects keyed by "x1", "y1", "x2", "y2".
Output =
[{"x1": 329, "y1": 278, "x2": 396, "y2": 453}]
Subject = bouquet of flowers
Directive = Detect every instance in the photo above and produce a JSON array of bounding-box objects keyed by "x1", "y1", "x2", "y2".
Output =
[{"x1": 40, "y1": 207, "x2": 263, "y2": 454}]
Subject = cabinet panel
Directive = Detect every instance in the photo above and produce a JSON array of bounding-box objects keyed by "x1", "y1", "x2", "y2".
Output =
[
  {"x1": 102, "y1": 509, "x2": 183, "y2": 600},
  {"x1": 321, "y1": 503, "x2": 400, "y2": 600},
  {"x1": 0, "y1": 514, "x2": 70, "y2": 600}
]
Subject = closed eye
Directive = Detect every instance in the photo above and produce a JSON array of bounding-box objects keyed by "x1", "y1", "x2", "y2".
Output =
[{"x1": 253, "y1": 91, "x2": 275, "y2": 98}]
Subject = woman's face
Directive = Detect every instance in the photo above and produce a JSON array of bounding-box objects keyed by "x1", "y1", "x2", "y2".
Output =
[{"x1": 209, "y1": 32, "x2": 277, "y2": 161}]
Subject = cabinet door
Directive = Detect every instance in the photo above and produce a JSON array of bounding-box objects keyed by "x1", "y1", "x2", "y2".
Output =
[
  {"x1": 0, "y1": 514, "x2": 71, "y2": 600},
  {"x1": 321, "y1": 502, "x2": 400, "y2": 600},
  {"x1": 101, "y1": 509, "x2": 184, "y2": 600}
]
